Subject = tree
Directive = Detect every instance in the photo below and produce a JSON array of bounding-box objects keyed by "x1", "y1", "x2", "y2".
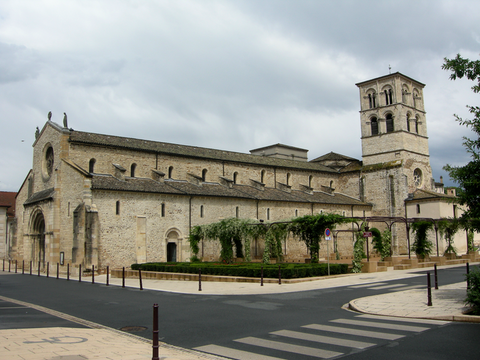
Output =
[
  {"x1": 410, "y1": 220, "x2": 434, "y2": 259},
  {"x1": 442, "y1": 55, "x2": 480, "y2": 231}
]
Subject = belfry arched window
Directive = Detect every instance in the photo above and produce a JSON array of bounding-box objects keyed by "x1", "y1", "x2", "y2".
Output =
[
  {"x1": 370, "y1": 117, "x2": 378, "y2": 135},
  {"x1": 406, "y1": 115, "x2": 411, "y2": 132},
  {"x1": 386, "y1": 114, "x2": 394, "y2": 133},
  {"x1": 385, "y1": 89, "x2": 393, "y2": 105},
  {"x1": 89, "y1": 158, "x2": 96, "y2": 173}
]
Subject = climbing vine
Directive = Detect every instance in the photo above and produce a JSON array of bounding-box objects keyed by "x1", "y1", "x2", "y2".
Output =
[
  {"x1": 410, "y1": 220, "x2": 434, "y2": 258},
  {"x1": 351, "y1": 223, "x2": 367, "y2": 273},
  {"x1": 438, "y1": 218, "x2": 460, "y2": 256}
]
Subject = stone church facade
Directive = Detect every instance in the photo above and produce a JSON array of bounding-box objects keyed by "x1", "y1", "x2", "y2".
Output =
[{"x1": 10, "y1": 72, "x2": 452, "y2": 270}]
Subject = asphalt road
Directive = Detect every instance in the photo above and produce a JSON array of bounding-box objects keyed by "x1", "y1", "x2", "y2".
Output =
[{"x1": 0, "y1": 266, "x2": 478, "y2": 359}]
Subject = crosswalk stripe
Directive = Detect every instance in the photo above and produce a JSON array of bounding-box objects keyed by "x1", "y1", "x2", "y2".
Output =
[
  {"x1": 355, "y1": 314, "x2": 451, "y2": 325},
  {"x1": 303, "y1": 324, "x2": 404, "y2": 340},
  {"x1": 235, "y1": 337, "x2": 343, "y2": 359},
  {"x1": 349, "y1": 282, "x2": 387, "y2": 288},
  {"x1": 194, "y1": 344, "x2": 286, "y2": 360},
  {"x1": 271, "y1": 329, "x2": 376, "y2": 349},
  {"x1": 367, "y1": 283, "x2": 407, "y2": 290},
  {"x1": 330, "y1": 318, "x2": 429, "y2": 332}
]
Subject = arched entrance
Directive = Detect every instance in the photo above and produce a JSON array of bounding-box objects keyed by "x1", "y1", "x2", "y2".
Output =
[
  {"x1": 165, "y1": 228, "x2": 182, "y2": 262},
  {"x1": 30, "y1": 210, "x2": 46, "y2": 268}
]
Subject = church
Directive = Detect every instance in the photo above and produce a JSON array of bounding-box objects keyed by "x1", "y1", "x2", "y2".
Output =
[{"x1": 9, "y1": 72, "x2": 467, "y2": 271}]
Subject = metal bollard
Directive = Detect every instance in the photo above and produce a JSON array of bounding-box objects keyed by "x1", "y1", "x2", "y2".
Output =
[
  {"x1": 47, "y1": 262, "x2": 49, "y2": 278},
  {"x1": 30, "y1": 261, "x2": 32, "y2": 275},
  {"x1": 92, "y1": 265, "x2": 95, "y2": 284},
  {"x1": 2, "y1": 259, "x2": 4, "y2": 271},
  {"x1": 122, "y1": 267, "x2": 125, "y2": 288},
  {"x1": 15, "y1": 260, "x2": 18, "y2": 273},
  {"x1": 278, "y1": 265, "x2": 281, "y2": 285},
  {"x1": 261, "y1": 265, "x2": 264, "y2": 286},
  {"x1": 198, "y1": 268, "x2": 202, "y2": 291},
  {"x1": 434, "y1": 264, "x2": 438, "y2": 290},
  {"x1": 106, "y1": 266, "x2": 109, "y2": 286},
  {"x1": 67, "y1": 263, "x2": 70, "y2": 280},
  {"x1": 8, "y1": 260, "x2": 11, "y2": 272},
  {"x1": 22, "y1": 260, "x2": 25, "y2": 275},
  {"x1": 38, "y1": 261, "x2": 40, "y2": 276},
  {"x1": 139, "y1": 269, "x2": 143, "y2": 290},
  {"x1": 79, "y1": 264, "x2": 82, "y2": 282},
  {"x1": 152, "y1": 304, "x2": 159, "y2": 360},
  {"x1": 427, "y1": 272, "x2": 432, "y2": 306},
  {"x1": 467, "y1": 262, "x2": 470, "y2": 290},
  {"x1": 57, "y1": 263, "x2": 59, "y2": 279}
]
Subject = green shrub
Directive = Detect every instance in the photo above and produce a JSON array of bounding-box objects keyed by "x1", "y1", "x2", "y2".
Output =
[
  {"x1": 466, "y1": 266, "x2": 480, "y2": 315},
  {"x1": 130, "y1": 262, "x2": 348, "y2": 279}
]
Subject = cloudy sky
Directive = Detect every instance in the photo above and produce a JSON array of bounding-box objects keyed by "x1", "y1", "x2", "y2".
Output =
[{"x1": 1, "y1": 0, "x2": 479, "y2": 192}]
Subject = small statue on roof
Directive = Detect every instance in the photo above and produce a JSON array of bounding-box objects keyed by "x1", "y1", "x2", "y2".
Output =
[
  {"x1": 35, "y1": 127, "x2": 40, "y2": 139},
  {"x1": 48, "y1": 111, "x2": 52, "y2": 121},
  {"x1": 63, "y1": 112, "x2": 68, "y2": 128}
]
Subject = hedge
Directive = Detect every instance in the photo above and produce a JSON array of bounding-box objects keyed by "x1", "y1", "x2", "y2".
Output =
[{"x1": 131, "y1": 262, "x2": 349, "y2": 279}]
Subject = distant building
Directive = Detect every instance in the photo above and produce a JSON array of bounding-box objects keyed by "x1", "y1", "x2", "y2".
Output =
[
  {"x1": 9, "y1": 72, "x2": 470, "y2": 270},
  {"x1": 0, "y1": 191, "x2": 16, "y2": 259}
]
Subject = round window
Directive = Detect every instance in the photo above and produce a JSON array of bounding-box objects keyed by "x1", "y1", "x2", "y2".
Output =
[{"x1": 413, "y1": 168, "x2": 422, "y2": 187}]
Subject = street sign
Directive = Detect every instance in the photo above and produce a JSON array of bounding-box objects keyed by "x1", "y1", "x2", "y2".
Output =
[
  {"x1": 325, "y1": 228, "x2": 331, "y2": 241},
  {"x1": 363, "y1": 231, "x2": 372, "y2": 238}
]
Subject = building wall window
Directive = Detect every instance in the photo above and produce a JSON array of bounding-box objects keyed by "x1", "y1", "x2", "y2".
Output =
[
  {"x1": 406, "y1": 115, "x2": 410, "y2": 132},
  {"x1": 89, "y1": 158, "x2": 96, "y2": 173},
  {"x1": 370, "y1": 117, "x2": 378, "y2": 135},
  {"x1": 415, "y1": 116, "x2": 420, "y2": 134},
  {"x1": 116, "y1": 201, "x2": 120, "y2": 215},
  {"x1": 266, "y1": 208, "x2": 270, "y2": 220},
  {"x1": 385, "y1": 88, "x2": 393, "y2": 105},
  {"x1": 236, "y1": 206, "x2": 239, "y2": 218},
  {"x1": 161, "y1": 203, "x2": 165, "y2": 217},
  {"x1": 386, "y1": 113, "x2": 394, "y2": 133},
  {"x1": 200, "y1": 205, "x2": 204, "y2": 218},
  {"x1": 233, "y1": 172, "x2": 238, "y2": 184},
  {"x1": 202, "y1": 169, "x2": 208, "y2": 182},
  {"x1": 286, "y1": 173, "x2": 291, "y2": 186},
  {"x1": 261, "y1": 170, "x2": 265, "y2": 184},
  {"x1": 130, "y1": 163, "x2": 136, "y2": 177},
  {"x1": 416, "y1": 204, "x2": 421, "y2": 214},
  {"x1": 308, "y1": 175, "x2": 313, "y2": 188},
  {"x1": 168, "y1": 166, "x2": 173, "y2": 179},
  {"x1": 295, "y1": 209, "x2": 298, "y2": 217}
]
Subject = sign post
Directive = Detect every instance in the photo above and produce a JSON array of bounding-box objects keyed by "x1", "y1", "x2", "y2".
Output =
[{"x1": 325, "y1": 228, "x2": 331, "y2": 276}]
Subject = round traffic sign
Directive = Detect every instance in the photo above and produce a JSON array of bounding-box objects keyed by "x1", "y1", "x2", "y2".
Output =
[{"x1": 325, "y1": 228, "x2": 331, "y2": 237}]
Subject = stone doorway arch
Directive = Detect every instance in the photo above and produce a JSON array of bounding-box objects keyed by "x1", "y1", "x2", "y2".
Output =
[
  {"x1": 165, "y1": 228, "x2": 183, "y2": 263},
  {"x1": 30, "y1": 210, "x2": 46, "y2": 268}
]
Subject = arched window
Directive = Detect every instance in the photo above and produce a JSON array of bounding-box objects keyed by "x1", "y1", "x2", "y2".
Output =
[
  {"x1": 415, "y1": 116, "x2": 420, "y2": 134},
  {"x1": 308, "y1": 175, "x2": 313, "y2": 188},
  {"x1": 329, "y1": 180, "x2": 334, "y2": 188},
  {"x1": 295, "y1": 209, "x2": 298, "y2": 217},
  {"x1": 89, "y1": 158, "x2": 96, "y2": 173},
  {"x1": 368, "y1": 94, "x2": 372, "y2": 109},
  {"x1": 236, "y1": 206, "x2": 239, "y2": 218},
  {"x1": 261, "y1": 170, "x2": 265, "y2": 184},
  {"x1": 233, "y1": 172, "x2": 238, "y2": 184},
  {"x1": 406, "y1": 115, "x2": 411, "y2": 132},
  {"x1": 200, "y1": 205, "x2": 204, "y2": 218},
  {"x1": 370, "y1": 117, "x2": 378, "y2": 135},
  {"x1": 372, "y1": 92, "x2": 376, "y2": 108},
  {"x1": 384, "y1": 89, "x2": 393, "y2": 105},
  {"x1": 266, "y1": 208, "x2": 270, "y2": 220},
  {"x1": 168, "y1": 166, "x2": 173, "y2": 179},
  {"x1": 286, "y1": 173, "x2": 291, "y2": 186},
  {"x1": 386, "y1": 113, "x2": 394, "y2": 133},
  {"x1": 116, "y1": 201, "x2": 120, "y2": 215},
  {"x1": 202, "y1": 169, "x2": 207, "y2": 182},
  {"x1": 130, "y1": 163, "x2": 136, "y2": 177},
  {"x1": 161, "y1": 203, "x2": 165, "y2": 217}
]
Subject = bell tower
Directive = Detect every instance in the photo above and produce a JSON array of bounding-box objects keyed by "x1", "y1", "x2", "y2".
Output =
[{"x1": 356, "y1": 72, "x2": 432, "y2": 193}]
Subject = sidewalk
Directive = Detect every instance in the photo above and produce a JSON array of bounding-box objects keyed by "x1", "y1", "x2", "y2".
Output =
[{"x1": 1, "y1": 263, "x2": 479, "y2": 360}]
